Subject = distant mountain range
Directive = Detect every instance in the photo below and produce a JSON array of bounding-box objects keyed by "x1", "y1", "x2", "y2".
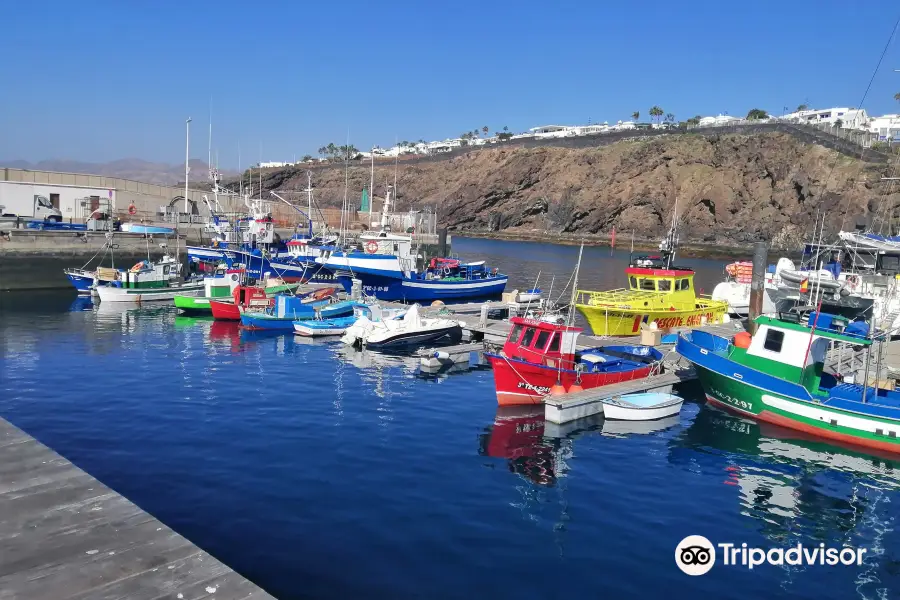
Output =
[{"x1": 1, "y1": 158, "x2": 238, "y2": 187}]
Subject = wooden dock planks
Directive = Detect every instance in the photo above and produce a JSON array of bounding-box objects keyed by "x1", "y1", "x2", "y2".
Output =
[{"x1": 0, "y1": 418, "x2": 274, "y2": 600}]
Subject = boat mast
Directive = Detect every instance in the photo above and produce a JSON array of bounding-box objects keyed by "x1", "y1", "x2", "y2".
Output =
[
  {"x1": 369, "y1": 151, "x2": 375, "y2": 227},
  {"x1": 661, "y1": 195, "x2": 679, "y2": 269},
  {"x1": 381, "y1": 185, "x2": 392, "y2": 231},
  {"x1": 180, "y1": 117, "x2": 191, "y2": 265},
  {"x1": 567, "y1": 243, "x2": 584, "y2": 327},
  {"x1": 306, "y1": 170, "x2": 314, "y2": 238}
]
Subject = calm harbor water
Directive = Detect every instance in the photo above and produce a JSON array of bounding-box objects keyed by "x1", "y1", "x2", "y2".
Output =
[{"x1": 1, "y1": 237, "x2": 899, "y2": 599}]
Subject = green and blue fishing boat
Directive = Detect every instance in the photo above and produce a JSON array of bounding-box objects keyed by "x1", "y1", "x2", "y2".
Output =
[{"x1": 677, "y1": 314, "x2": 900, "y2": 454}]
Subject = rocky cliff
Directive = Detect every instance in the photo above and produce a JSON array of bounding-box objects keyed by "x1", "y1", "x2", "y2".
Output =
[{"x1": 243, "y1": 132, "x2": 898, "y2": 249}]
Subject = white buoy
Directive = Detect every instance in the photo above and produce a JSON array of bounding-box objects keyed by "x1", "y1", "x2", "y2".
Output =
[
  {"x1": 722, "y1": 314, "x2": 731, "y2": 323},
  {"x1": 433, "y1": 351, "x2": 450, "y2": 360},
  {"x1": 649, "y1": 321, "x2": 658, "y2": 330}
]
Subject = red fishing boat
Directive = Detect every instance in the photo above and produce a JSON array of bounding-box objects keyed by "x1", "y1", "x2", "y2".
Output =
[
  {"x1": 209, "y1": 286, "x2": 273, "y2": 321},
  {"x1": 484, "y1": 316, "x2": 663, "y2": 406}
]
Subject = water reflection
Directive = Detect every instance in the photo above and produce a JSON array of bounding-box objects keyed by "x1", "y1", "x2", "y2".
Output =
[
  {"x1": 68, "y1": 296, "x2": 95, "y2": 312},
  {"x1": 480, "y1": 407, "x2": 684, "y2": 487},
  {"x1": 479, "y1": 407, "x2": 558, "y2": 486},
  {"x1": 670, "y1": 406, "x2": 900, "y2": 596}
]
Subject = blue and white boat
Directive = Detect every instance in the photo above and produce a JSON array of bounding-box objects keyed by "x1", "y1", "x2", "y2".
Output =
[
  {"x1": 317, "y1": 186, "x2": 507, "y2": 302},
  {"x1": 319, "y1": 234, "x2": 507, "y2": 301},
  {"x1": 293, "y1": 315, "x2": 358, "y2": 337},
  {"x1": 240, "y1": 295, "x2": 355, "y2": 331},
  {"x1": 64, "y1": 268, "x2": 102, "y2": 293},
  {"x1": 63, "y1": 235, "x2": 119, "y2": 294}
]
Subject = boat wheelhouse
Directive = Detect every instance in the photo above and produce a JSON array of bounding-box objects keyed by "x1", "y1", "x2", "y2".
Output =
[
  {"x1": 677, "y1": 315, "x2": 900, "y2": 454},
  {"x1": 485, "y1": 316, "x2": 663, "y2": 406},
  {"x1": 575, "y1": 257, "x2": 728, "y2": 336}
]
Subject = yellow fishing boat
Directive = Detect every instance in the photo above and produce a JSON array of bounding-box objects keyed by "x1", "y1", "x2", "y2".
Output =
[{"x1": 575, "y1": 258, "x2": 729, "y2": 336}]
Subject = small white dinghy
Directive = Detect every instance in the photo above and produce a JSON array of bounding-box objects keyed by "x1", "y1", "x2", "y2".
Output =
[
  {"x1": 516, "y1": 288, "x2": 542, "y2": 303},
  {"x1": 601, "y1": 392, "x2": 683, "y2": 421}
]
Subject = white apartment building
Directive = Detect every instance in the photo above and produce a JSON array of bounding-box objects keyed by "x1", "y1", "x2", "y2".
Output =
[
  {"x1": 529, "y1": 125, "x2": 573, "y2": 139},
  {"x1": 780, "y1": 107, "x2": 870, "y2": 129},
  {"x1": 869, "y1": 114, "x2": 900, "y2": 141},
  {"x1": 698, "y1": 114, "x2": 740, "y2": 126}
]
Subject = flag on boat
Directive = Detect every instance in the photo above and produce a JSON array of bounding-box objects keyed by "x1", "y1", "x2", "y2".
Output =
[
  {"x1": 800, "y1": 278, "x2": 809, "y2": 294},
  {"x1": 361, "y1": 187, "x2": 370, "y2": 212},
  {"x1": 610, "y1": 226, "x2": 616, "y2": 249}
]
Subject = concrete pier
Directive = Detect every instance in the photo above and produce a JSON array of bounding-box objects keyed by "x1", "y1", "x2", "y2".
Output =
[{"x1": 0, "y1": 417, "x2": 273, "y2": 600}]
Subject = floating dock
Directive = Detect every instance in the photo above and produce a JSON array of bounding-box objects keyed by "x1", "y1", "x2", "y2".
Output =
[
  {"x1": 0, "y1": 417, "x2": 273, "y2": 600},
  {"x1": 543, "y1": 370, "x2": 696, "y2": 424}
]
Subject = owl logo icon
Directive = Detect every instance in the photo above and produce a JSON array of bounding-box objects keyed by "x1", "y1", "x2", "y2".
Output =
[{"x1": 675, "y1": 535, "x2": 716, "y2": 575}]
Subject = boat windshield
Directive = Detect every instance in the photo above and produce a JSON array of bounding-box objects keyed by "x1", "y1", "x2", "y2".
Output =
[
  {"x1": 521, "y1": 327, "x2": 536, "y2": 347},
  {"x1": 535, "y1": 330, "x2": 551, "y2": 349},
  {"x1": 548, "y1": 334, "x2": 560, "y2": 352},
  {"x1": 508, "y1": 324, "x2": 523, "y2": 343}
]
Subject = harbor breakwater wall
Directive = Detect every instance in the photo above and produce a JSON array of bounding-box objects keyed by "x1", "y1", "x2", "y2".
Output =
[
  {"x1": 0, "y1": 230, "x2": 189, "y2": 291},
  {"x1": 0, "y1": 229, "x2": 450, "y2": 291}
]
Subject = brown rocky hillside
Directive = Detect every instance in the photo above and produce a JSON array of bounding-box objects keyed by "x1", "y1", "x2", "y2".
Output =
[{"x1": 240, "y1": 133, "x2": 899, "y2": 249}]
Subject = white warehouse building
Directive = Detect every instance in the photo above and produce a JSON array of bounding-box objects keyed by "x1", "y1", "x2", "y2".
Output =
[{"x1": 0, "y1": 167, "x2": 224, "y2": 222}]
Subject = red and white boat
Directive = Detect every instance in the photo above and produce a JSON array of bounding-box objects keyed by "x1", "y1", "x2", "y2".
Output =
[
  {"x1": 484, "y1": 316, "x2": 663, "y2": 406},
  {"x1": 209, "y1": 286, "x2": 273, "y2": 321}
]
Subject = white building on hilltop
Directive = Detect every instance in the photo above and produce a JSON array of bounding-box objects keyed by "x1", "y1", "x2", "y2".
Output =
[
  {"x1": 698, "y1": 114, "x2": 741, "y2": 126},
  {"x1": 259, "y1": 161, "x2": 291, "y2": 168},
  {"x1": 779, "y1": 107, "x2": 870, "y2": 130},
  {"x1": 869, "y1": 114, "x2": 900, "y2": 141},
  {"x1": 529, "y1": 125, "x2": 573, "y2": 139}
]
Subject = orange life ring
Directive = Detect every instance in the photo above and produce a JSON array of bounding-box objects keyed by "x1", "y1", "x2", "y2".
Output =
[
  {"x1": 365, "y1": 240, "x2": 379, "y2": 254},
  {"x1": 128, "y1": 204, "x2": 136, "y2": 215}
]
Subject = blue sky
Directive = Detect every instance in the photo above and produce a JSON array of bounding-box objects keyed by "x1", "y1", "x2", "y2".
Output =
[{"x1": 2, "y1": 0, "x2": 899, "y2": 167}]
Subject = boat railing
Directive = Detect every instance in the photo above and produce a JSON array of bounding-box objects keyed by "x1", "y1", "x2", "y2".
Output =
[{"x1": 575, "y1": 288, "x2": 666, "y2": 305}]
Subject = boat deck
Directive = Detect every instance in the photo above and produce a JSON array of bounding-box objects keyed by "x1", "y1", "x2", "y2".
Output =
[{"x1": 0, "y1": 417, "x2": 272, "y2": 600}]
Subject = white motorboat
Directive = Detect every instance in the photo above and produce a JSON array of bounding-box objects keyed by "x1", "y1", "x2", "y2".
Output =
[
  {"x1": 341, "y1": 303, "x2": 462, "y2": 350},
  {"x1": 600, "y1": 392, "x2": 684, "y2": 421}
]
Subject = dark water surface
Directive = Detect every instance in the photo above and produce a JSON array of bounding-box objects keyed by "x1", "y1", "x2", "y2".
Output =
[{"x1": 1, "y1": 237, "x2": 899, "y2": 600}]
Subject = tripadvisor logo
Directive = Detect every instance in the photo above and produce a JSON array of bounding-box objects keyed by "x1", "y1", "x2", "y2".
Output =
[
  {"x1": 675, "y1": 535, "x2": 716, "y2": 576},
  {"x1": 675, "y1": 536, "x2": 867, "y2": 575}
]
